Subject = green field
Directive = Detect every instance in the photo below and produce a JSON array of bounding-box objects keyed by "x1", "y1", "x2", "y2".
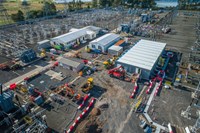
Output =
[{"x1": 1, "y1": 0, "x2": 81, "y2": 25}]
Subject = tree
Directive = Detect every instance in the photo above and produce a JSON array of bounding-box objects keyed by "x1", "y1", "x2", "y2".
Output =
[
  {"x1": 68, "y1": 2, "x2": 74, "y2": 11},
  {"x1": 11, "y1": 10, "x2": 24, "y2": 22},
  {"x1": 42, "y1": 2, "x2": 57, "y2": 16},
  {"x1": 92, "y1": 0, "x2": 97, "y2": 7},
  {"x1": 21, "y1": 0, "x2": 29, "y2": 6},
  {"x1": 76, "y1": 0, "x2": 83, "y2": 9},
  {"x1": 99, "y1": 0, "x2": 111, "y2": 7},
  {"x1": 113, "y1": 0, "x2": 121, "y2": 6},
  {"x1": 87, "y1": 3, "x2": 91, "y2": 8},
  {"x1": 125, "y1": 0, "x2": 156, "y2": 8},
  {"x1": 26, "y1": 10, "x2": 43, "y2": 19},
  {"x1": 72, "y1": 0, "x2": 76, "y2": 8}
]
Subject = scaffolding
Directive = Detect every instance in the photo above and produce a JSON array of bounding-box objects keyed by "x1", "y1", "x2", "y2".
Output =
[{"x1": 12, "y1": 109, "x2": 47, "y2": 133}]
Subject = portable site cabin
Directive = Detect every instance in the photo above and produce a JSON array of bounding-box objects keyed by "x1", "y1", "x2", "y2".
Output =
[
  {"x1": 50, "y1": 26, "x2": 101, "y2": 49},
  {"x1": 88, "y1": 33, "x2": 120, "y2": 53},
  {"x1": 116, "y1": 39, "x2": 166, "y2": 80},
  {"x1": 108, "y1": 46, "x2": 123, "y2": 56},
  {"x1": 58, "y1": 57, "x2": 84, "y2": 72}
]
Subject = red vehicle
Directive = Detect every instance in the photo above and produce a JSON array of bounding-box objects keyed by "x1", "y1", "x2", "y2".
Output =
[
  {"x1": 0, "y1": 64, "x2": 9, "y2": 70},
  {"x1": 29, "y1": 88, "x2": 43, "y2": 102},
  {"x1": 108, "y1": 66, "x2": 126, "y2": 80}
]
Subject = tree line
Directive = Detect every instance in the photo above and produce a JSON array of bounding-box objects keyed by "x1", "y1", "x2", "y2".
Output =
[
  {"x1": 11, "y1": 2, "x2": 57, "y2": 22},
  {"x1": 11, "y1": 0, "x2": 157, "y2": 22},
  {"x1": 92, "y1": 0, "x2": 156, "y2": 8}
]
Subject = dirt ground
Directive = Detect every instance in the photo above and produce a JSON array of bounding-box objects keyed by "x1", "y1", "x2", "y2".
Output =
[{"x1": 76, "y1": 70, "x2": 144, "y2": 133}]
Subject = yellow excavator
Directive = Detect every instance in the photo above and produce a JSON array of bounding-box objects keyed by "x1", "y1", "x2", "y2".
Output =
[
  {"x1": 103, "y1": 56, "x2": 118, "y2": 69},
  {"x1": 82, "y1": 78, "x2": 93, "y2": 93}
]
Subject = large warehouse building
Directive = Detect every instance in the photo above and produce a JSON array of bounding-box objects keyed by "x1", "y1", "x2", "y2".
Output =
[
  {"x1": 50, "y1": 26, "x2": 101, "y2": 49},
  {"x1": 88, "y1": 33, "x2": 120, "y2": 52},
  {"x1": 116, "y1": 39, "x2": 166, "y2": 79}
]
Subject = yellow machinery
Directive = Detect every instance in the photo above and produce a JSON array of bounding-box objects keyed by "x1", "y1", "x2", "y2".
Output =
[
  {"x1": 103, "y1": 56, "x2": 118, "y2": 69},
  {"x1": 133, "y1": 98, "x2": 142, "y2": 112},
  {"x1": 158, "y1": 57, "x2": 165, "y2": 66},
  {"x1": 40, "y1": 49, "x2": 46, "y2": 57},
  {"x1": 24, "y1": 116, "x2": 33, "y2": 125},
  {"x1": 16, "y1": 84, "x2": 28, "y2": 93},
  {"x1": 82, "y1": 78, "x2": 93, "y2": 93},
  {"x1": 103, "y1": 60, "x2": 112, "y2": 69},
  {"x1": 85, "y1": 46, "x2": 91, "y2": 53}
]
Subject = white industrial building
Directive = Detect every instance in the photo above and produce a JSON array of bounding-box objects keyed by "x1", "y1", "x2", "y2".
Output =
[
  {"x1": 116, "y1": 39, "x2": 166, "y2": 79},
  {"x1": 50, "y1": 26, "x2": 101, "y2": 49},
  {"x1": 108, "y1": 45, "x2": 123, "y2": 56},
  {"x1": 88, "y1": 33, "x2": 120, "y2": 52},
  {"x1": 58, "y1": 57, "x2": 84, "y2": 72}
]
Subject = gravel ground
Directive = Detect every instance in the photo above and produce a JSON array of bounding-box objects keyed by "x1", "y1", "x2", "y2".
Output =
[
  {"x1": 158, "y1": 12, "x2": 196, "y2": 57},
  {"x1": 148, "y1": 87, "x2": 197, "y2": 129}
]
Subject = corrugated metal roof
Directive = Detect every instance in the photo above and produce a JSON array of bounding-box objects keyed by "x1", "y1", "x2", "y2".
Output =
[
  {"x1": 90, "y1": 33, "x2": 120, "y2": 46},
  {"x1": 58, "y1": 57, "x2": 82, "y2": 68},
  {"x1": 115, "y1": 40, "x2": 125, "y2": 46},
  {"x1": 83, "y1": 26, "x2": 101, "y2": 32},
  {"x1": 117, "y1": 39, "x2": 166, "y2": 71},
  {"x1": 37, "y1": 40, "x2": 50, "y2": 45},
  {"x1": 51, "y1": 26, "x2": 100, "y2": 44},
  {"x1": 108, "y1": 45, "x2": 123, "y2": 51}
]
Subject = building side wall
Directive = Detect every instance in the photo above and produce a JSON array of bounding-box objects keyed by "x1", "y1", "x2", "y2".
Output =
[
  {"x1": 149, "y1": 48, "x2": 165, "y2": 76},
  {"x1": 86, "y1": 33, "x2": 96, "y2": 40},
  {"x1": 59, "y1": 61, "x2": 84, "y2": 72},
  {"x1": 103, "y1": 38, "x2": 120, "y2": 52},
  {"x1": 116, "y1": 61, "x2": 150, "y2": 79},
  {"x1": 51, "y1": 32, "x2": 96, "y2": 49},
  {"x1": 108, "y1": 48, "x2": 123, "y2": 56},
  {"x1": 89, "y1": 37, "x2": 120, "y2": 52},
  {"x1": 76, "y1": 63, "x2": 85, "y2": 72},
  {"x1": 37, "y1": 42, "x2": 51, "y2": 51},
  {"x1": 141, "y1": 69, "x2": 151, "y2": 80}
]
